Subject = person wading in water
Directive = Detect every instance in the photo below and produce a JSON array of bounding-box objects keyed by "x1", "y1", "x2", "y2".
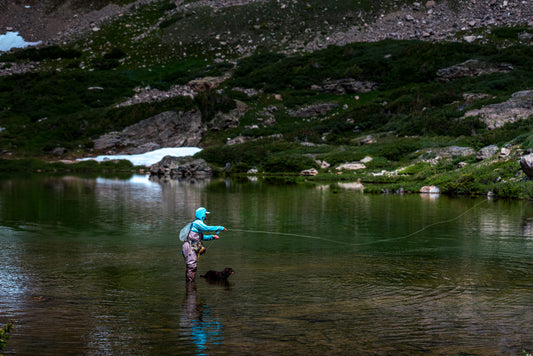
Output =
[{"x1": 182, "y1": 207, "x2": 226, "y2": 282}]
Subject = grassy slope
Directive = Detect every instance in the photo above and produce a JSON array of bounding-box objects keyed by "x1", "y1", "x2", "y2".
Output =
[{"x1": 0, "y1": 0, "x2": 532, "y2": 197}]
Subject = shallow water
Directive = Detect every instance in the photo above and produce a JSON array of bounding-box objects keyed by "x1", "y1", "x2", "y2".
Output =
[{"x1": 1, "y1": 174, "x2": 533, "y2": 355}]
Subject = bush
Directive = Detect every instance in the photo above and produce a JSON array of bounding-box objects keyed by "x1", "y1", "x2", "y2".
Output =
[
  {"x1": 263, "y1": 154, "x2": 316, "y2": 173},
  {"x1": 491, "y1": 26, "x2": 531, "y2": 40},
  {"x1": 13, "y1": 45, "x2": 81, "y2": 61},
  {"x1": 196, "y1": 140, "x2": 300, "y2": 168},
  {"x1": 0, "y1": 320, "x2": 14, "y2": 351},
  {"x1": 194, "y1": 91, "x2": 236, "y2": 122}
]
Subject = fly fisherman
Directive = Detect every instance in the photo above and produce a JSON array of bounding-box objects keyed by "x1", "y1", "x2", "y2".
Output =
[{"x1": 182, "y1": 207, "x2": 226, "y2": 282}]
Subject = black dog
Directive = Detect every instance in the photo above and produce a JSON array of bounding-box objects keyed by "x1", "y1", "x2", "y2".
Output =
[{"x1": 201, "y1": 267, "x2": 235, "y2": 280}]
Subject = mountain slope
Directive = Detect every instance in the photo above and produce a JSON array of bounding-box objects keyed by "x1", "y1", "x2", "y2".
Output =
[{"x1": 0, "y1": 0, "x2": 533, "y2": 198}]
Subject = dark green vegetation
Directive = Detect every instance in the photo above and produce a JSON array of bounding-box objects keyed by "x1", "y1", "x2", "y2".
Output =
[
  {"x1": 0, "y1": 0, "x2": 532, "y2": 198},
  {"x1": 0, "y1": 320, "x2": 14, "y2": 353}
]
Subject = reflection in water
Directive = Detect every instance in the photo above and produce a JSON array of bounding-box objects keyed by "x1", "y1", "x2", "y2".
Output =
[
  {"x1": 2, "y1": 175, "x2": 533, "y2": 354},
  {"x1": 181, "y1": 282, "x2": 224, "y2": 355}
]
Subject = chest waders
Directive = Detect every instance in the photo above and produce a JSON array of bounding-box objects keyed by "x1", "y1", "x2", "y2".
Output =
[{"x1": 188, "y1": 231, "x2": 206, "y2": 259}]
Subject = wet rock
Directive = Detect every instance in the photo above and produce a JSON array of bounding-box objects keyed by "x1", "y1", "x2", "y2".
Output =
[
  {"x1": 149, "y1": 156, "x2": 212, "y2": 179},
  {"x1": 420, "y1": 185, "x2": 440, "y2": 194}
]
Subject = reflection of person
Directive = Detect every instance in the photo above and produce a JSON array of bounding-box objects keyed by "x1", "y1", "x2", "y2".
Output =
[
  {"x1": 182, "y1": 207, "x2": 226, "y2": 282},
  {"x1": 180, "y1": 282, "x2": 224, "y2": 354}
]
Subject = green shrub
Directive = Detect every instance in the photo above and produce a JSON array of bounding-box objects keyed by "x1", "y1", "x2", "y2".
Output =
[
  {"x1": 263, "y1": 154, "x2": 316, "y2": 173},
  {"x1": 0, "y1": 320, "x2": 14, "y2": 351},
  {"x1": 13, "y1": 45, "x2": 81, "y2": 61},
  {"x1": 196, "y1": 140, "x2": 300, "y2": 168},
  {"x1": 491, "y1": 26, "x2": 531, "y2": 40},
  {"x1": 104, "y1": 47, "x2": 126, "y2": 60},
  {"x1": 195, "y1": 91, "x2": 236, "y2": 122}
]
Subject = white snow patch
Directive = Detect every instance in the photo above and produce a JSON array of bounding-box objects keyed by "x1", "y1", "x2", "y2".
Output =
[
  {"x1": 78, "y1": 147, "x2": 202, "y2": 166},
  {"x1": 0, "y1": 31, "x2": 42, "y2": 52}
]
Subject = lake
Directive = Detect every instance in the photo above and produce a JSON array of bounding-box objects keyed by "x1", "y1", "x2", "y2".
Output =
[{"x1": 1, "y1": 174, "x2": 533, "y2": 355}]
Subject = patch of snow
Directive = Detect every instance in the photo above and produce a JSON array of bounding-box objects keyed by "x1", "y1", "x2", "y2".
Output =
[
  {"x1": 0, "y1": 31, "x2": 42, "y2": 52},
  {"x1": 78, "y1": 147, "x2": 202, "y2": 166}
]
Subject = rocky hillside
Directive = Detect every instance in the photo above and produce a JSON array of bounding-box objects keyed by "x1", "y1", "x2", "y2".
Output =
[
  {"x1": 1, "y1": 0, "x2": 533, "y2": 198},
  {"x1": 3, "y1": 0, "x2": 533, "y2": 54}
]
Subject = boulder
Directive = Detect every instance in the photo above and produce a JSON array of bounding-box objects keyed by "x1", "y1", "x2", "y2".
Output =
[
  {"x1": 420, "y1": 185, "x2": 440, "y2": 194},
  {"x1": 315, "y1": 160, "x2": 330, "y2": 169},
  {"x1": 50, "y1": 147, "x2": 68, "y2": 156},
  {"x1": 300, "y1": 168, "x2": 318, "y2": 176},
  {"x1": 188, "y1": 75, "x2": 229, "y2": 93},
  {"x1": 361, "y1": 135, "x2": 376, "y2": 145},
  {"x1": 226, "y1": 135, "x2": 250, "y2": 145},
  {"x1": 520, "y1": 154, "x2": 533, "y2": 178},
  {"x1": 476, "y1": 145, "x2": 499, "y2": 161},
  {"x1": 149, "y1": 156, "x2": 212, "y2": 179},
  {"x1": 336, "y1": 162, "x2": 366, "y2": 171}
]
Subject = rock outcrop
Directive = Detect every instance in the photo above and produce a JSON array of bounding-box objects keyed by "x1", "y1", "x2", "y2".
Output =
[
  {"x1": 94, "y1": 110, "x2": 203, "y2": 154},
  {"x1": 418, "y1": 146, "x2": 476, "y2": 158},
  {"x1": 476, "y1": 145, "x2": 500, "y2": 161},
  {"x1": 288, "y1": 103, "x2": 339, "y2": 118},
  {"x1": 436, "y1": 59, "x2": 513, "y2": 82},
  {"x1": 311, "y1": 79, "x2": 378, "y2": 95},
  {"x1": 462, "y1": 90, "x2": 533, "y2": 130},
  {"x1": 207, "y1": 100, "x2": 248, "y2": 131}
]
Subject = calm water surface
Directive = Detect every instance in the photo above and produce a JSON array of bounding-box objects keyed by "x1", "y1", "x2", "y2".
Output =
[{"x1": 1, "y1": 174, "x2": 533, "y2": 355}]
